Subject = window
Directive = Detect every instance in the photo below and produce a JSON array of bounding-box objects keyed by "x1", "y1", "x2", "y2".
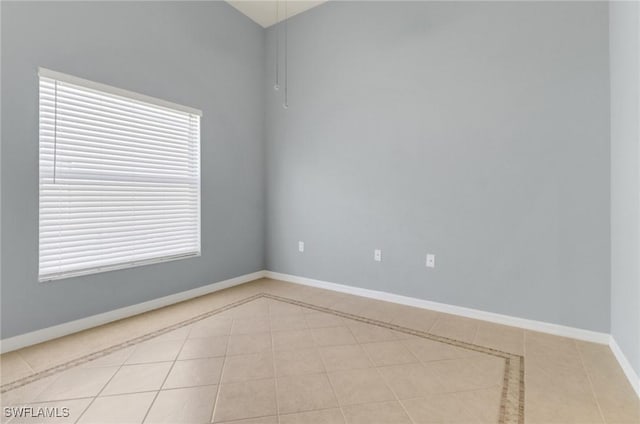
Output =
[{"x1": 39, "y1": 68, "x2": 201, "y2": 281}]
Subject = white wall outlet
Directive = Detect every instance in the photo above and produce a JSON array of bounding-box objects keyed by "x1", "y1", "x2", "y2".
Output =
[
  {"x1": 298, "y1": 241, "x2": 305, "y2": 253},
  {"x1": 374, "y1": 249, "x2": 382, "y2": 262},
  {"x1": 426, "y1": 253, "x2": 435, "y2": 268}
]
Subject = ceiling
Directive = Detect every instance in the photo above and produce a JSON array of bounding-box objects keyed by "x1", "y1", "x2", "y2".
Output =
[{"x1": 226, "y1": 1, "x2": 328, "y2": 28}]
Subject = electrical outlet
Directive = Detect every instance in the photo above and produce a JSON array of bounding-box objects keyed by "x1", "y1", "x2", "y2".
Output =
[
  {"x1": 374, "y1": 249, "x2": 382, "y2": 262},
  {"x1": 426, "y1": 254, "x2": 435, "y2": 268},
  {"x1": 298, "y1": 241, "x2": 305, "y2": 253}
]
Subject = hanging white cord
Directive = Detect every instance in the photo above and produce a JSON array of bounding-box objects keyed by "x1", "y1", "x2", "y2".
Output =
[
  {"x1": 283, "y1": 0, "x2": 289, "y2": 109},
  {"x1": 53, "y1": 80, "x2": 58, "y2": 183},
  {"x1": 274, "y1": 0, "x2": 280, "y2": 91}
]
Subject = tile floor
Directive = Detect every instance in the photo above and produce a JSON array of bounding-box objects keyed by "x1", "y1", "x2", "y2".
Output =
[{"x1": 0, "y1": 278, "x2": 638, "y2": 424}]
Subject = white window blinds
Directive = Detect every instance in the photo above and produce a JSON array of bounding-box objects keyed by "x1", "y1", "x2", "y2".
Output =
[{"x1": 38, "y1": 68, "x2": 201, "y2": 281}]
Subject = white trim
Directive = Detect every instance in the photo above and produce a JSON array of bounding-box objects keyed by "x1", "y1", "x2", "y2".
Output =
[
  {"x1": 0, "y1": 271, "x2": 266, "y2": 354},
  {"x1": 609, "y1": 336, "x2": 640, "y2": 398},
  {"x1": 38, "y1": 67, "x2": 203, "y2": 117},
  {"x1": 264, "y1": 271, "x2": 611, "y2": 345}
]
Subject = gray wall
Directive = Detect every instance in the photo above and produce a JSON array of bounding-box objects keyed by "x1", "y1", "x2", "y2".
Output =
[
  {"x1": 265, "y1": 1, "x2": 611, "y2": 332},
  {"x1": 610, "y1": 0, "x2": 640, "y2": 376},
  {"x1": 0, "y1": 1, "x2": 265, "y2": 338},
  {"x1": 0, "y1": 1, "x2": 618, "y2": 342}
]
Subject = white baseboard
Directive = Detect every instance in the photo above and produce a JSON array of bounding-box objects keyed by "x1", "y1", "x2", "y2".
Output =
[
  {"x1": 264, "y1": 271, "x2": 611, "y2": 345},
  {"x1": 0, "y1": 270, "x2": 266, "y2": 354},
  {"x1": 609, "y1": 336, "x2": 640, "y2": 398}
]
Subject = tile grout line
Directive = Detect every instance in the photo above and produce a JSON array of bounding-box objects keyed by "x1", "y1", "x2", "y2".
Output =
[
  {"x1": 272, "y1": 298, "x2": 341, "y2": 421},
  {"x1": 574, "y1": 340, "x2": 607, "y2": 424},
  {"x1": 313, "y1": 330, "x2": 349, "y2": 424},
  {"x1": 390, "y1": 332, "x2": 503, "y2": 421},
  {"x1": 210, "y1": 310, "x2": 240, "y2": 423},
  {"x1": 15, "y1": 353, "x2": 36, "y2": 376},
  {"x1": 267, "y1": 301, "x2": 282, "y2": 422},
  {"x1": 72, "y1": 338, "x2": 140, "y2": 424},
  {"x1": 349, "y1": 323, "x2": 418, "y2": 424},
  {"x1": 139, "y1": 332, "x2": 191, "y2": 424}
]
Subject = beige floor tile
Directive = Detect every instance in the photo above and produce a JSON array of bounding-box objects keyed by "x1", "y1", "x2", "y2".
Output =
[
  {"x1": 301, "y1": 292, "x2": 345, "y2": 309},
  {"x1": 347, "y1": 298, "x2": 386, "y2": 316},
  {"x1": 402, "y1": 387, "x2": 501, "y2": 423},
  {"x1": 188, "y1": 316, "x2": 232, "y2": 339},
  {"x1": 390, "y1": 329, "x2": 416, "y2": 340},
  {"x1": 345, "y1": 322, "x2": 399, "y2": 343},
  {"x1": 231, "y1": 317, "x2": 271, "y2": 335},
  {"x1": 81, "y1": 347, "x2": 135, "y2": 368},
  {"x1": 16, "y1": 334, "x2": 106, "y2": 374},
  {"x1": 403, "y1": 337, "x2": 480, "y2": 362},
  {"x1": 35, "y1": 367, "x2": 118, "y2": 401},
  {"x1": 525, "y1": 383, "x2": 604, "y2": 424},
  {"x1": 226, "y1": 333, "x2": 272, "y2": 356},
  {"x1": 526, "y1": 353, "x2": 603, "y2": 424},
  {"x1": 144, "y1": 385, "x2": 218, "y2": 423},
  {"x1": 361, "y1": 341, "x2": 418, "y2": 367},
  {"x1": 304, "y1": 313, "x2": 345, "y2": 329},
  {"x1": 389, "y1": 309, "x2": 440, "y2": 333},
  {"x1": 576, "y1": 341, "x2": 640, "y2": 424},
  {"x1": 276, "y1": 373, "x2": 338, "y2": 414},
  {"x1": 0, "y1": 375, "x2": 60, "y2": 407},
  {"x1": 77, "y1": 392, "x2": 156, "y2": 424},
  {"x1": 178, "y1": 336, "x2": 228, "y2": 360},
  {"x1": 269, "y1": 300, "x2": 305, "y2": 316},
  {"x1": 151, "y1": 327, "x2": 191, "y2": 343},
  {"x1": 101, "y1": 363, "x2": 172, "y2": 396},
  {"x1": 525, "y1": 331, "x2": 581, "y2": 369},
  {"x1": 342, "y1": 400, "x2": 412, "y2": 424},
  {"x1": 8, "y1": 397, "x2": 93, "y2": 424},
  {"x1": 8, "y1": 289, "x2": 235, "y2": 374},
  {"x1": 272, "y1": 330, "x2": 316, "y2": 351},
  {"x1": 425, "y1": 356, "x2": 504, "y2": 393},
  {"x1": 319, "y1": 345, "x2": 372, "y2": 372},
  {"x1": 125, "y1": 339, "x2": 184, "y2": 365},
  {"x1": 378, "y1": 363, "x2": 443, "y2": 399},
  {"x1": 213, "y1": 379, "x2": 277, "y2": 422},
  {"x1": 328, "y1": 297, "x2": 372, "y2": 315},
  {"x1": 218, "y1": 417, "x2": 278, "y2": 424},
  {"x1": 311, "y1": 327, "x2": 357, "y2": 347},
  {"x1": 163, "y1": 357, "x2": 224, "y2": 389},
  {"x1": 352, "y1": 301, "x2": 407, "y2": 323},
  {"x1": 429, "y1": 316, "x2": 479, "y2": 343},
  {"x1": 274, "y1": 349, "x2": 325, "y2": 377},
  {"x1": 270, "y1": 315, "x2": 308, "y2": 332},
  {"x1": 221, "y1": 352, "x2": 274, "y2": 383},
  {"x1": 474, "y1": 322, "x2": 524, "y2": 355},
  {"x1": 526, "y1": 359, "x2": 593, "y2": 392},
  {"x1": 279, "y1": 408, "x2": 345, "y2": 424},
  {"x1": 0, "y1": 353, "x2": 33, "y2": 384},
  {"x1": 328, "y1": 368, "x2": 395, "y2": 406},
  {"x1": 230, "y1": 300, "x2": 270, "y2": 319}
]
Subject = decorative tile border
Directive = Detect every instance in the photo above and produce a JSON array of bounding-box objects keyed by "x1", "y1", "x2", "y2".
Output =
[
  {"x1": 1, "y1": 293, "x2": 525, "y2": 424},
  {"x1": 262, "y1": 293, "x2": 525, "y2": 424}
]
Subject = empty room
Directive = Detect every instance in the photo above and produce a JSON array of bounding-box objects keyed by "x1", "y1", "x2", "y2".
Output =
[{"x1": 1, "y1": 0, "x2": 639, "y2": 423}]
